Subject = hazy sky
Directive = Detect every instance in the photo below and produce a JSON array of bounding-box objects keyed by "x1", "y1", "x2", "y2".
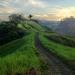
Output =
[{"x1": 0, "y1": 0, "x2": 75, "y2": 20}]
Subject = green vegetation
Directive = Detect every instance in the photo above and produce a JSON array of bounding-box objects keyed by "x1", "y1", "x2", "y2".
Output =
[
  {"x1": 0, "y1": 13, "x2": 75, "y2": 74},
  {"x1": 9, "y1": 14, "x2": 25, "y2": 25},
  {"x1": 28, "y1": 21, "x2": 44, "y2": 32},
  {"x1": 39, "y1": 34, "x2": 75, "y2": 60},
  {"x1": 0, "y1": 30, "x2": 50, "y2": 75},
  {"x1": 0, "y1": 13, "x2": 44, "y2": 46},
  {"x1": 18, "y1": 20, "x2": 45, "y2": 32},
  {"x1": 45, "y1": 34, "x2": 75, "y2": 47},
  {"x1": 0, "y1": 14, "x2": 26, "y2": 45},
  {"x1": 0, "y1": 33, "x2": 41, "y2": 75}
]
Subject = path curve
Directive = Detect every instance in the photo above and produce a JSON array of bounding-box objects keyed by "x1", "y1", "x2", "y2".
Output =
[{"x1": 35, "y1": 33, "x2": 74, "y2": 75}]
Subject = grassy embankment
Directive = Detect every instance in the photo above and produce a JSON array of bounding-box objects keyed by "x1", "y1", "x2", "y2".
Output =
[
  {"x1": 0, "y1": 32, "x2": 46, "y2": 75},
  {"x1": 39, "y1": 34, "x2": 75, "y2": 69},
  {"x1": 45, "y1": 34, "x2": 75, "y2": 48}
]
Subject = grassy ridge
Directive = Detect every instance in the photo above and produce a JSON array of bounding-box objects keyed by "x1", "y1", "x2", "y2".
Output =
[
  {"x1": 28, "y1": 21, "x2": 44, "y2": 32},
  {"x1": 18, "y1": 21, "x2": 45, "y2": 33},
  {"x1": 0, "y1": 20, "x2": 75, "y2": 74},
  {"x1": 45, "y1": 34, "x2": 75, "y2": 48},
  {"x1": 39, "y1": 34, "x2": 75, "y2": 60},
  {"x1": 0, "y1": 32, "x2": 41, "y2": 75}
]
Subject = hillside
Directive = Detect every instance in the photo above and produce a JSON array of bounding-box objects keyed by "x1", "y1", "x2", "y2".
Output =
[{"x1": 0, "y1": 19, "x2": 75, "y2": 75}]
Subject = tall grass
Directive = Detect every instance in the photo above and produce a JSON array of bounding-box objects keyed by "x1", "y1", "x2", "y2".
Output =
[
  {"x1": 39, "y1": 35, "x2": 75, "y2": 60},
  {"x1": 0, "y1": 32, "x2": 41, "y2": 75}
]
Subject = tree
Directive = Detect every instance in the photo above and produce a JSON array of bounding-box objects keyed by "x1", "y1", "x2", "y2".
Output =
[
  {"x1": 28, "y1": 14, "x2": 33, "y2": 20},
  {"x1": 9, "y1": 14, "x2": 25, "y2": 25},
  {"x1": 0, "y1": 14, "x2": 26, "y2": 45},
  {"x1": 0, "y1": 20, "x2": 25, "y2": 45}
]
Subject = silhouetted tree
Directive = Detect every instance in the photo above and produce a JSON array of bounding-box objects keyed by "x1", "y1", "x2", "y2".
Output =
[
  {"x1": 0, "y1": 14, "x2": 26, "y2": 45},
  {"x1": 9, "y1": 14, "x2": 25, "y2": 25},
  {"x1": 28, "y1": 14, "x2": 33, "y2": 20}
]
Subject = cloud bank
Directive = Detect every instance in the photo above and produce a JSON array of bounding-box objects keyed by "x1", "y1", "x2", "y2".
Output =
[{"x1": 0, "y1": 0, "x2": 75, "y2": 20}]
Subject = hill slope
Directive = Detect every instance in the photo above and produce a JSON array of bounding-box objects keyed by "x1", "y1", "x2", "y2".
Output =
[{"x1": 0, "y1": 20, "x2": 75, "y2": 74}]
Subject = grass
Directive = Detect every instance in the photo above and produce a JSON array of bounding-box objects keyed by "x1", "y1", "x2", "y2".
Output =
[
  {"x1": 0, "y1": 32, "x2": 42, "y2": 75},
  {"x1": 18, "y1": 21, "x2": 45, "y2": 33},
  {"x1": 1, "y1": 20, "x2": 75, "y2": 74},
  {"x1": 39, "y1": 34, "x2": 75, "y2": 61},
  {"x1": 28, "y1": 21, "x2": 44, "y2": 32},
  {"x1": 45, "y1": 34, "x2": 75, "y2": 48}
]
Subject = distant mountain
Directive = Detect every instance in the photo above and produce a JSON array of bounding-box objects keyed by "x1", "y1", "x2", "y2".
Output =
[
  {"x1": 56, "y1": 17, "x2": 75, "y2": 36},
  {"x1": 38, "y1": 20, "x2": 59, "y2": 30}
]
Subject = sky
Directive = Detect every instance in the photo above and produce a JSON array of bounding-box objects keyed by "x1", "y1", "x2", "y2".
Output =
[{"x1": 0, "y1": 0, "x2": 75, "y2": 21}]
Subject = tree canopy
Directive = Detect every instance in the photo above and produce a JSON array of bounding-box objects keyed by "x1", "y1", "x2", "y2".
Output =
[{"x1": 0, "y1": 14, "x2": 26, "y2": 45}]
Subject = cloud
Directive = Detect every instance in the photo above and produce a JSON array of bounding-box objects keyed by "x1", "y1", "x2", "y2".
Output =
[
  {"x1": 34, "y1": 14, "x2": 58, "y2": 21},
  {"x1": 0, "y1": 0, "x2": 48, "y2": 15},
  {"x1": 42, "y1": 7, "x2": 75, "y2": 21},
  {"x1": 1, "y1": 0, "x2": 75, "y2": 21},
  {"x1": 0, "y1": 0, "x2": 17, "y2": 14},
  {"x1": 28, "y1": 0, "x2": 47, "y2": 8},
  {"x1": 0, "y1": 0, "x2": 10, "y2": 6},
  {"x1": 0, "y1": 7, "x2": 16, "y2": 14},
  {"x1": 56, "y1": 7, "x2": 75, "y2": 20},
  {"x1": 34, "y1": 7, "x2": 75, "y2": 21}
]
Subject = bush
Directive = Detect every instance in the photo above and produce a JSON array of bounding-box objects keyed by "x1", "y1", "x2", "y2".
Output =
[{"x1": 0, "y1": 21, "x2": 25, "y2": 45}]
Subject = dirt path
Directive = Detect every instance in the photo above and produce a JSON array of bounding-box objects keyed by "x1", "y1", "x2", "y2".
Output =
[{"x1": 35, "y1": 33, "x2": 74, "y2": 75}]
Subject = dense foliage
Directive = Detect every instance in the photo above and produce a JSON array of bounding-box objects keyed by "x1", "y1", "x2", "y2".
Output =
[{"x1": 0, "y1": 14, "x2": 26, "y2": 45}]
